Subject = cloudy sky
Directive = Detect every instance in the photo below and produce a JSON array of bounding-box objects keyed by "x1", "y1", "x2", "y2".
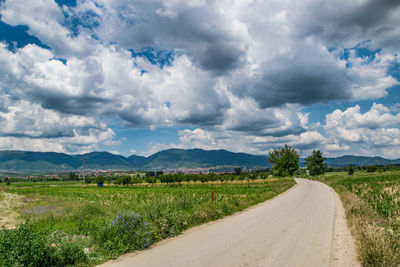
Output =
[{"x1": 0, "y1": 0, "x2": 400, "y2": 158}]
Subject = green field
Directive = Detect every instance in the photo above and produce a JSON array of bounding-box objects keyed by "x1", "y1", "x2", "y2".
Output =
[
  {"x1": 0, "y1": 178, "x2": 294, "y2": 266},
  {"x1": 315, "y1": 171, "x2": 400, "y2": 266}
]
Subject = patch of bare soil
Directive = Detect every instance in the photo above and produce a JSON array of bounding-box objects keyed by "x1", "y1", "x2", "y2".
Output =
[{"x1": 0, "y1": 192, "x2": 25, "y2": 229}]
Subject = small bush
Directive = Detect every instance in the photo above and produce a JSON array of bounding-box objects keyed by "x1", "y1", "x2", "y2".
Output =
[
  {"x1": 0, "y1": 222, "x2": 87, "y2": 267},
  {"x1": 97, "y1": 211, "x2": 152, "y2": 255},
  {"x1": 367, "y1": 165, "x2": 377, "y2": 173},
  {"x1": 153, "y1": 211, "x2": 188, "y2": 240},
  {"x1": 348, "y1": 164, "x2": 355, "y2": 175}
]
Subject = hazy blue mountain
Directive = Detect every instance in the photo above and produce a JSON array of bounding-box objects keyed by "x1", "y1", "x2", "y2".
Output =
[
  {"x1": 143, "y1": 148, "x2": 270, "y2": 169},
  {"x1": 0, "y1": 150, "x2": 80, "y2": 167},
  {"x1": 0, "y1": 149, "x2": 399, "y2": 174},
  {"x1": 325, "y1": 155, "x2": 400, "y2": 166},
  {"x1": 0, "y1": 149, "x2": 270, "y2": 174},
  {"x1": 79, "y1": 152, "x2": 134, "y2": 169},
  {"x1": 127, "y1": 155, "x2": 148, "y2": 167},
  {"x1": 0, "y1": 150, "x2": 133, "y2": 173}
]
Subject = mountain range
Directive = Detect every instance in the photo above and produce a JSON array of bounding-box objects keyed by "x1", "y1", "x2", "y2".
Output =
[{"x1": 0, "y1": 149, "x2": 399, "y2": 174}]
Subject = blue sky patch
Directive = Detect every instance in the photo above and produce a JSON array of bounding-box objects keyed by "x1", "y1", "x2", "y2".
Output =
[
  {"x1": 51, "y1": 57, "x2": 67, "y2": 65},
  {"x1": 0, "y1": 21, "x2": 49, "y2": 51},
  {"x1": 130, "y1": 47, "x2": 175, "y2": 68},
  {"x1": 61, "y1": 9, "x2": 101, "y2": 37},
  {"x1": 55, "y1": 0, "x2": 77, "y2": 7},
  {"x1": 335, "y1": 41, "x2": 382, "y2": 68}
]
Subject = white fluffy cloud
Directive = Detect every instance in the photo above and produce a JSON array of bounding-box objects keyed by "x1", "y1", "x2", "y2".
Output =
[
  {"x1": 324, "y1": 103, "x2": 400, "y2": 157},
  {"x1": 0, "y1": 98, "x2": 116, "y2": 153},
  {"x1": 1, "y1": 0, "x2": 95, "y2": 57}
]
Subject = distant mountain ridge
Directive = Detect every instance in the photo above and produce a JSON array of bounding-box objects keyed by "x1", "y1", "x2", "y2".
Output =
[
  {"x1": 325, "y1": 155, "x2": 400, "y2": 167},
  {"x1": 0, "y1": 149, "x2": 399, "y2": 174},
  {"x1": 0, "y1": 149, "x2": 270, "y2": 174}
]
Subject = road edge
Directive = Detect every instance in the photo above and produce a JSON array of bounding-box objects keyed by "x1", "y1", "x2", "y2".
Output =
[
  {"x1": 99, "y1": 179, "x2": 298, "y2": 267},
  {"x1": 329, "y1": 186, "x2": 361, "y2": 267}
]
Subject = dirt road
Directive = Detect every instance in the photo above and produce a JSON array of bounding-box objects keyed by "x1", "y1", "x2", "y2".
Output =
[{"x1": 103, "y1": 178, "x2": 359, "y2": 267}]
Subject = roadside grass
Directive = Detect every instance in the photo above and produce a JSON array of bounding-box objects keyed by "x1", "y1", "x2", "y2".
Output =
[
  {"x1": 314, "y1": 171, "x2": 400, "y2": 267},
  {"x1": 1, "y1": 178, "x2": 295, "y2": 266}
]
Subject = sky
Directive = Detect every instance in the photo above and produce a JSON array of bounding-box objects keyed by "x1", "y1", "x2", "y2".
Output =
[{"x1": 0, "y1": 0, "x2": 400, "y2": 158}]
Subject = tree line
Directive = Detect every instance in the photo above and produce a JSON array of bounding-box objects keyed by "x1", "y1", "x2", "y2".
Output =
[
  {"x1": 81, "y1": 172, "x2": 271, "y2": 185},
  {"x1": 268, "y1": 145, "x2": 327, "y2": 177}
]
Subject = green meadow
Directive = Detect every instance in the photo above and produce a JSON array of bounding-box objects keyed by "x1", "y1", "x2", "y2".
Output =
[{"x1": 0, "y1": 177, "x2": 294, "y2": 266}]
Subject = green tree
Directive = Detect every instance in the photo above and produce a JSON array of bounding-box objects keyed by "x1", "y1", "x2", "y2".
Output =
[
  {"x1": 305, "y1": 150, "x2": 327, "y2": 176},
  {"x1": 146, "y1": 171, "x2": 155, "y2": 177},
  {"x1": 268, "y1": 144, "x2": 299, "y2": 176},
  {"x1": 249, "y1": 173, "x2": 257, "y2": 183},
  {"x1": 145, "y1": 176, "x2": 156, "y2": 185},
  {"x1": 367, "y1": 164, "x2": 377, "y2": 173},
  {"x1": 68, "y1": 172, "x2": 77, "y2": 180},
  {"x1": 348, "y1": 164, "x2": 355, "y2": 175},
  {"x1": 234, "y1": 168, "x2": 242, "y2": 175},
  {"x1": 131, "y1": 176, "x2": 142, "y2": 184},
  {"x1": 95, "y1": 176, "x2": 105, "y2": 184}
]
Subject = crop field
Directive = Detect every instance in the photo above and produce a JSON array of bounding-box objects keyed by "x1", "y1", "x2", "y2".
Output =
[
  {"x1": 316, "y1": 171, "x2": 400, "y2": 266},
  {"x1": 0, "y1": 177, "x2": 294, "y2": 266}
]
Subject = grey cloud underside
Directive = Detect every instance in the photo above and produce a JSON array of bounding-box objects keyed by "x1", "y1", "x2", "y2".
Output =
[
  {"x1": 241, "y1": 127, "x2": 306, "y2": 138},
  {"x1": 198, "y1": 43, "x2": 244, "y2": 75},
  {"x1": 177, "y1": 112, "x2": 225, "y2": 126},
  {"x1": 341, "y1": 0, "x2": 399, "y2": 29},
  {"x1": 227, "y1": 117, "x2": 305, "y2": 137},
  {"x1": 0, "y1": 131, "x2": 75, "y2": 139},
  {"x1": 234, "y1": 47, "x2": 352, "y2": 108},
  {"x1": 248, "y1": 135, "x2": 322, "y2": 151},
  {"x1": 96, "y1": 3, "x2": 246, "y2": 75},
  {"x1": 299, "y1": 0, "x2": 400, "y2": 49},
  {"x1": 34, "y1": 94, "x2": 109, "y2": 115},
  {"x1": 117, "y1": 112, "x2": 149, "y2": 127}
]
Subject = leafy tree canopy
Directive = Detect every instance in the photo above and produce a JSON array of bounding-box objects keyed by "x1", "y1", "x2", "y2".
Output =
[
  {"x1": 268, "y1": 144, "x2": 299, "y2": 176},
  {"x1": 348, "y1": 164, "x2": 355, "y2": 175},
  {"x1": 305, "y1": 150, "x2": 327, "y2": 176}
]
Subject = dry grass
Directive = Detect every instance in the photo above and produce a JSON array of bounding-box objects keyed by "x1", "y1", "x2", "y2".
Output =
[
  {"x1": 0, "y1": 191, "x2": 25, "y2": 229},
  {"x1": 337, "y1": 189, "x2": 400, "y2": 266},
  {"x1": 314, "y1": 172, "x2": 400, "y2": 266}
]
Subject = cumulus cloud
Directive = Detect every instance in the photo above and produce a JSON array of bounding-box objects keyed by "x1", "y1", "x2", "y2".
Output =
[
  {"x1": 221, "y1": 94, "x2": 306, "y2": 137},
  {"x1": 324, "y1": 103, "x2": 400, "y2": 157},
  {"x1": 346, "y1": 49, "x2": 399, "y2": 100},
  {"x1": 0, "y1": 99, "x2": 116, "y2": 153},
  {"x1": 95, "y1": 0, "x2": 247, "y2": 76},
  {"x1": 0, "y1": 0, "x2": 400, "y2": 156},
  {"x1": 325, "y1": 103, "x2": 400, "y2": 138},
  {"x1": 295, "y1": 0, "x2": 400, "y2": 51},
  {"x1": 0, "y1": 0, "x2": 95, "y2": 57},
  {"x1": 0, "y1": 42, "x2": 230, "y2": 126},
  {"x1": 231, "y1": 41, "x2": 352, "y2": 108}
]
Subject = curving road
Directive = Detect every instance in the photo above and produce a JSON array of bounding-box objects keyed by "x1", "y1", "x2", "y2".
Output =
[{"x1": 103, "y1": 179, "x2": 359, "y2": 267}]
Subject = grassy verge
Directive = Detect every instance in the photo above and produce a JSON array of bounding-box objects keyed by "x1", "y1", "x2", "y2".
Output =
[
  {"x1": 314, "y1": 172, "x2": 400, "y2": 266},
  {"x1": 1, "y1": 178, "x2": 294, "y2": 266}
]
